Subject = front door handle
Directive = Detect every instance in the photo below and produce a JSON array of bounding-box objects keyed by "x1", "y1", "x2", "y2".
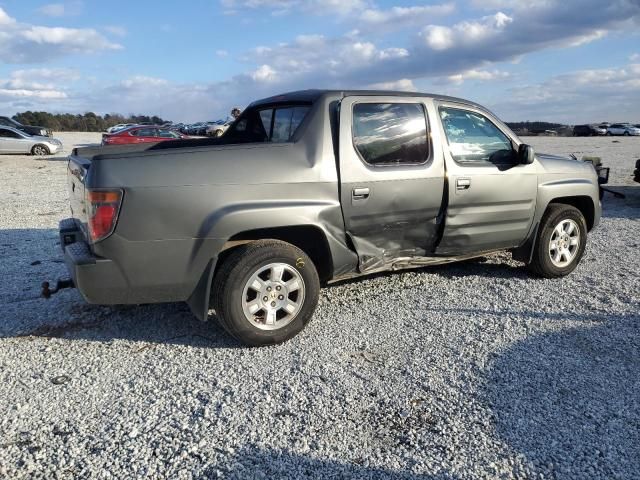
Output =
[
  {"x1": 456, "y1": 178, "x2": 471, "y2": 190},
  {"x1": 352, "y1": 187, "x2": 370, "y2": 199}
]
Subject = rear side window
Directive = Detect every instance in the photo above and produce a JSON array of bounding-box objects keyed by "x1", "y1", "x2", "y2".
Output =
[
  {"x1": 352, "y1": 103, "x2": 429, "y2": 166},
  {"x1": 132, "y1": 128, "x2": 157, "y2": 137},
  {"x1": 157, "y1": 129, "x2": 179, "y2": 138},
  {"x1": 0, "y1": 128, "x2": 22, "y2": 138},
  {"x1": 225, "y1": 105, "x2": 310, "y2": 144}
]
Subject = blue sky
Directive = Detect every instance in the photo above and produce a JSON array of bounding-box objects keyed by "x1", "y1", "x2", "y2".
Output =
[{"x1": 0, "y1": 0, "x2": 639, "y2": 123}]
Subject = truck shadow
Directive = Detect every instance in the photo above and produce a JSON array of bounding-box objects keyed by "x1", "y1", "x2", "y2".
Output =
[
  {"x1": 478, "y1": 308, "x2": 640, "y2": 479},
  {"x1": 601, "y1": 185, "x2": 639, "y2": 219},
  {"x1": 198, "y1": 444, "x2": 458, "y2": 479}
]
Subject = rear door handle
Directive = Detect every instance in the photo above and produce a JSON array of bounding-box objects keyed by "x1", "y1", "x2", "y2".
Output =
[
  {"x1": 456, "y1": 178, "x2": 471, "y2": 190},
  {"x1": 352, "y1": 187, "x2": 370, "y2": 199}
]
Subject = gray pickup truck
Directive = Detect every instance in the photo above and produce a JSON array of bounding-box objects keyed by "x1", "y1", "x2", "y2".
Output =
[{"x1": 55, "y1": 90, "x2": 605, "y2": 346}]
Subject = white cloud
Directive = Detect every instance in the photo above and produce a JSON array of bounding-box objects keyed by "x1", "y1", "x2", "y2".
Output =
[
  {"x1": 422, "y1": 12, "x2": 514, "y2": 51},
  {"x1": 37, "y1": 1, "x2": 83, "y2": 17},
  {"x1": 221, "y1": 0, "x2": 366, "y2": 16},
  {"x1": 360, "y1": 3, "x2": 454, "y2": 29},
  {"x1": 629, "y1": 53, "x2": 639, "y2": 61},
  {"x1": 367, "y1": 78, "x2": 417, "y2": 91},
  {"x1": 0, "y1": 68, "x2": 80, "y2": 104},
  {"x1": 0, "y1": 88, "x2": 67, "y2": 100},
  {"x1": 492, "y1": 62, "x2": 640, "y2": 123},
  {"x1": 216, "y1": 49, "x2": 229, "y2": 57},
  {"x1": 0, "y1": 7, "x2": 122, "y2": 63},
  {"x1": 251, "y1": 65, "x2": 278, "y2": 82},
  {"x1": 103, "y1": 25, "x2": 127, "y2": 37},
  {"x1": 447, "y1": 69, "x2": 511, "y2": 85},
  {"x1": 120, "y1": 76, "x2": 169, "y2": 89},
  {"x1": 37, "y1": 4, "x2": 66, "y2": 17}
]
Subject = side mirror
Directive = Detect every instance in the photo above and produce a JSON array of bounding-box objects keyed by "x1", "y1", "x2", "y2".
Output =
[{"x1": 518, "y1": 144, "x2": 535, "y2": 164}]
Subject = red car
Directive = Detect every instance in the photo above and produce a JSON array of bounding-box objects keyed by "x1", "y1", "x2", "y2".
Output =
[{"x1": 102, "y1": 126, "x2": 190, "y2": 145}]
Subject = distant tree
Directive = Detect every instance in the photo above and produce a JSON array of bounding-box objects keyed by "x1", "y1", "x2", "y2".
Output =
[{"x1": 13, "y1": 111, "x2": 171, "y2": 132}]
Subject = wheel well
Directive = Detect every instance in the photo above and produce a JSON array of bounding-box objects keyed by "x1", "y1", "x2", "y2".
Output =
[
  {"x1": 548, "y1": 196, "x2": 595, "y2": 230},
  {"x1": 219, "y1": 225, "x2": 334, "y2": 282}
]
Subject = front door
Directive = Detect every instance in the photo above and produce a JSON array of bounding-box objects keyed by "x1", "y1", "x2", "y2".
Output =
[
  {"x1": 0, "y1": 128, "x2": 29, "y2": 153},
  {"x1": 435, "y1": 104, "x2": 538, "y2": 255},
  {"x1": 339, "y1": 96, "x2": 445, "y2": 272}
]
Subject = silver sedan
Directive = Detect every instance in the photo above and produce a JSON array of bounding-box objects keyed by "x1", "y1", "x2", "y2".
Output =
[{"x1": 0, "y1": 126, "x2": 63, "y2": 155}]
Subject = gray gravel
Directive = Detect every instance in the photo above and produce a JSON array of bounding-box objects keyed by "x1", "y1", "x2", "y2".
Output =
[{"x1": 0, "y1": 133, "x2": 638, "y2": 479}]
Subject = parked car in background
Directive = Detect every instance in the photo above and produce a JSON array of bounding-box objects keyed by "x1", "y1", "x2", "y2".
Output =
[
  {"x1": 0, "y1": 116, "x2": 52, "y2": 137},
  {"x1": 607, "y1": 124, "x2": 640, "y2": 136},
  {"x1": 102, "y1": 126, "x2": 189, "y2": 145},
  {"x1": 0, "y1": 126, "x2": 62, "y2": 155},
  {"x1": 106, "y1": 123, "x2": 136, "y2": 134},
  {"x1": 635, "y1": 159, "x2": 640, "y2": 183},
  {"x1": 573, "y1": 124, "x2": 607, "y2": 136},
  {"x1": 206, "y1": 120, "x2": 232, "y2": 137}
]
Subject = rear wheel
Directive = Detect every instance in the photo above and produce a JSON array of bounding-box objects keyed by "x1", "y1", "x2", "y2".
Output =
[
  {"x1": 31, "y1": 144, "x2": 49, "y2": 156},
  {"x1": 624, "y1": 131, "x2": 630, "y2": 136},
  {"x1": 213, "y1": 130, "x2": 223, "y2": 138},
  {"x1": 528, "y1": 204, "x2": 587, "y2": 278},
  {"x1": 211, "y1": 240, "x2": 320, "y2": 346}
]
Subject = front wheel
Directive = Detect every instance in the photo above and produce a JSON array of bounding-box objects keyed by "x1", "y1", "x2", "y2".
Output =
[
  {"x1": 528, "y1": 204, "x2": 587, "y2": 278},
  {"x1": 31, "y1": 144, "x2": 50, "y2": 156},
  {"x1": 211, "y1": 240, "x2": 320, "y2": 346},
  {"x1": 624, "y1": 131, "x2": 630, "y2": 136}
]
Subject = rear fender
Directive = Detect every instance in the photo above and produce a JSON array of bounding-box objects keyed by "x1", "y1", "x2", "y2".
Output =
[{"x1": 187, "y1": 200, "x2": 358, "y2": 321}]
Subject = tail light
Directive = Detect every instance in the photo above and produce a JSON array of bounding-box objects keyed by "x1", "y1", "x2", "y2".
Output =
[{"x1": 86, "y1": 189, "x2": 123, "y2": 243}]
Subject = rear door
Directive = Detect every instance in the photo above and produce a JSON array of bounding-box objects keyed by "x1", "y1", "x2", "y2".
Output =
[
  {"x1": 338, "y1": 96, "x2": 445, "y2": 272},
  {"x1": 435, "y1": 103, "x2": 538, "y2": 255}
]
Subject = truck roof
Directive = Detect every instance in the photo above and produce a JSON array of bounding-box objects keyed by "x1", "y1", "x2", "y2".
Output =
[{"x1": 249, "y1": 89, "x2": 486, "y2": 110}]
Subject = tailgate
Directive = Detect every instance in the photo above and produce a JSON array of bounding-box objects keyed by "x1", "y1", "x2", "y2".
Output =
[{"x1": 67, "y1": 154, "x2": 91, "y2": 236}]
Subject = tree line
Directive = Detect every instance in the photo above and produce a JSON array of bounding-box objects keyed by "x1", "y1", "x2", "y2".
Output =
[{"x1": 12, "y1": 111, "x2": 170, "y2": 132}]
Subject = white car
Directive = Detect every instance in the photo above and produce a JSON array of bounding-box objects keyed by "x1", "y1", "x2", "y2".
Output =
[
  {"x1": 607, "y1": 123, "x2": 640, "y2": 136},
  {"x1": 0, "y1": 126, "x2": 62, "y2": 155},
  {"x1": 106, "y1": 123, "x2": 136, "y2": 134},
  {"x1": 206, "y1": 120, "x2": 232, "y2": 137}
]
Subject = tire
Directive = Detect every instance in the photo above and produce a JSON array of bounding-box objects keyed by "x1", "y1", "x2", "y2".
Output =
[
  {"x1": 606, "y1": 132, "x2": 612, "y2": 136},
  {"x1": 31, "y1": 144, "x2": 50, "y2": 156},
  {"x1": 213, "y1": 130, "x2": 223, "y2": 138},
  {"x1": 528, "y1": 204, "x2": 587, "y2": 278},
  {"x1": 624, "y1": 131, "x2": 630, "y2": 136},
  {"x1": 211, "y1": 240, "x2": 320, "y2": 346}
]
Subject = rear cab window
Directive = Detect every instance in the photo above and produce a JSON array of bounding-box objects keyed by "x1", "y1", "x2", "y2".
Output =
[{"x1": 224, "y1": 104, "x2": 311, "y2": 144}]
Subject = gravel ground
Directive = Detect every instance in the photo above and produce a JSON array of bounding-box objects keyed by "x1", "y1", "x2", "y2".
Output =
[{"x1": 0, "y1": 133, "x2": 638, "y2": 479}]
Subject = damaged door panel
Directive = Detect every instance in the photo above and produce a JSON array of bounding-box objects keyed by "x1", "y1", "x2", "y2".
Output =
[{"x1": 338, "y1": 97, "x2": 445, "y2": 272}]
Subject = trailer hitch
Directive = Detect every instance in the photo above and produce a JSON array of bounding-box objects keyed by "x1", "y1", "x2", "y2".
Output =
[{"x1": 41, "y1": 278, "x2": 74, "y2": 299}]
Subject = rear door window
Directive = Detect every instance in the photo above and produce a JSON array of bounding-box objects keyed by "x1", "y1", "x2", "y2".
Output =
[{"x1": 352, "y1": 103, "x2": 430, "y2": 166}]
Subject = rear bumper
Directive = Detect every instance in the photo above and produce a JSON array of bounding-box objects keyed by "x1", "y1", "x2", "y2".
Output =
[{"x1": 59, "y1": 218, "x2": 130, "y2": 304}]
